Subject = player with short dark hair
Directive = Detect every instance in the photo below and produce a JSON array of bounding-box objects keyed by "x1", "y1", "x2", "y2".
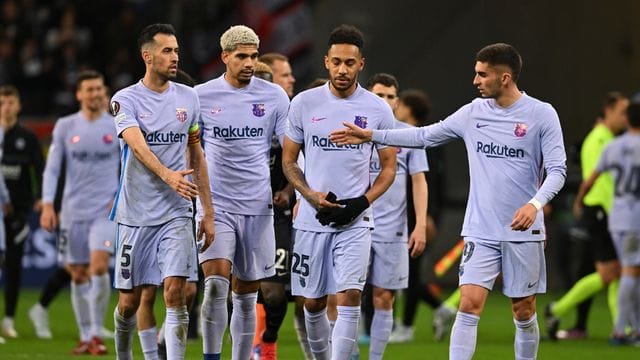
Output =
[
  {"x1": 331, "y1": 42, "x2": 567, "y2": 360},
  {"x1": 282, "y1": 24, "x2": 397, "y2": 360}
]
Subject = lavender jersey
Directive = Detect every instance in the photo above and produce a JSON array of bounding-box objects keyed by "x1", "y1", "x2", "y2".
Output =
[
  {"x1": 42, "y1": 111, "x2": 119, "y2": 220},
  {"x1": 195, "y1": 75, "x2": 289, "y2": 215},
  {"x1": 286, "y1": 83, "x2": 395, "y2": 232},
  {"x1": 372, "y1": 93, "x2": 567, "y2": 242},
  {"x1": 109, "y1": 81, "x2": 200, "y2": 226},
  {"x1": 370, "y1": 121, "x2": 429, "y2": 241},
  {"x1": 595, "y1": 133, "x2": 640, "y2": 231}
]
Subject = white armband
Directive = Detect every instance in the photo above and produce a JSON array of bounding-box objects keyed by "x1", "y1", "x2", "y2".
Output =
[{"x1": 528, "y1": 198, "x2": 543, "y2": 211}]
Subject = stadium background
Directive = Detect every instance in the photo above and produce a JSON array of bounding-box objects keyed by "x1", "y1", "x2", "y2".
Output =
[{"x1": 2, "y1": 0, "x2": 640, "y2": 291}]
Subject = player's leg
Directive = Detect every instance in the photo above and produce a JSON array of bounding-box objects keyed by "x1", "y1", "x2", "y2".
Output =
[
  {"x1": 29, "y1": 267, "x2": 70, "y2": 339},
  {"x1": 291, "y1": 230, "x2": 333, "y2": 360},
  {"x1": 2, "y1": 217, "x2": 27, "y2": 339},
  {"x1": 450, "y1": 238, "x2": 501, "y2": 360},
  {"x1": 503, "y1": 241, "x2": 546, "y2": 360},
  {"x1": 137, "y1": 286, "x2": 159, "y2": 360},
  {"x1": 332, "y1": 228, "x2": 371, "y2": 360},
  {"x1": 114, "y1": 223, "x2": 162, "y2": 360},
  {"x1": 367, "y1": 241, "x2": 407, "y2": 360},
  {"x1": 433, "y1": 288, "x2": 459, "y2": 342},
  {"x1": 259, "y1": 281, "x2": 287, "y2": 359},
  {"x1": 88, "y1": 218, "x2": 116, "y2": 347},
  {"x1": 610, "y1": 231, "x2": 640, "y2": 343},
  {"x1": 158, "y1": 218, "x2": 197, "y2": 360},
  {"x1": 228, "y1": 214, "x2": 276, "y2": 360},
  {"x1": 293, "y1": 296, "x2": 314, "y2": 359}
]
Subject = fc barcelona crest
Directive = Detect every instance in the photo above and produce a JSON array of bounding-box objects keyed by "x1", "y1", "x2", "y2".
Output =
[
  {"x1": 354, "y1": 115, "x2": 368, "y2": 129},
  {"x1": 514, "y1": 123, "x2": 528, "y2": 137},
  {"x1": 176, "y1": 108, "x2": 188, "y2": 122},
  {"x1": 252, "y1": 103, "x2": 266, "y2": 117}
]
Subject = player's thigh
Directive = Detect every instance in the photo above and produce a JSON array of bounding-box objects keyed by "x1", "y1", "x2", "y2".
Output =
[
  {"x1": 234, "y1": 214, "x2": 276, "y2": 281},
  {"x1": 59, "y1": 216, "x2": 91, "y2": 266},
  {"x1": 458, "y1": 237, "x2": 501, "y2": 291},
  {"x1": 583, "y1": 206, "x2": 618, "y2": 262},
  {"x1": 501, "y1": 240, "x2": 546, "y2": 298},
  {"x1": 157, "y1": 217, "x2": 196, "y2": 281},
  {"x1": 333, "y1": 227, "x2": 372, "y2": 293},
  {"x1": 262, "y1": 213, "x2": 293, "y2": 287},
  {"x1": 114, "y1": 223, "x2": 161, "y2": 290},
  {"x1": 611, "y1": 231, "x2": 640, "y2": 267},
  {"x1": 88, "y1": 217, "x2": 116, "y2": 254},
  {"x1": 368, "y1": 239, "x2": 409, "y2": 290},
  {"x1": 198, "y1": 210, "x2": 236, "y2": 268},
  {"x1": 291, "y1": 230, "x2": 333, "y2": 299}
]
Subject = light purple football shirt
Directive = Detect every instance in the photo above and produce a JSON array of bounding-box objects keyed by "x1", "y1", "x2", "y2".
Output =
[
  {"x1": 195, "y1": 75, "x2": 289, "y2": 215},
  {"x1": 595, "y1": 132, "x2": 640, "y2": 231},
  {"x1": 286, "y1": 83, "x2": 395, "y2": 232},
  {"x1": 370, "y1": 120, "x2": 429, "y2": 241},
  {"x1": 42, "y1": 111, "x2": 119, "y2": 220},
  {"x1": 109, "y1": 80, "x2": 200, "y2": 226},
  {"x1": 371, "y1": 93, "x2": 567, "y2": 242}
]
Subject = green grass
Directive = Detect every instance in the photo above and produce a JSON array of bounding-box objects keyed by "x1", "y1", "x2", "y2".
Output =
[{"x1": 0, "y1": 289, "x2": 638, "y2": 359}]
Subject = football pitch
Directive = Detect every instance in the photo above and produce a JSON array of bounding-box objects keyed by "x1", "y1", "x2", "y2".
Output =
[{"x1": 0, "y1": 289, "x2": 637, "y2": 359}]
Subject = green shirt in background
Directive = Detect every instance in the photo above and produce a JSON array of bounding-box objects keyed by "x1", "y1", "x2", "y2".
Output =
[{"x1": 580, "y1": 123, "x2": 614, "y2": 213}]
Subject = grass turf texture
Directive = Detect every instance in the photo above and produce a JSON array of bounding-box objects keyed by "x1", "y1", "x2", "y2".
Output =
[{"x1": 0, "y1": 289, "x2": 637, "y2": 359}]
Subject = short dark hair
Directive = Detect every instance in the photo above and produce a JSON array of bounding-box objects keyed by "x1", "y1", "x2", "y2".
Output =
[
  {"x1": 627, "y1": 102, "x2": 640, "y2": 128},
  {"x1": 138, "y1": 23, "x2": 176, "y2": 50},
  {"x1": 0, "y1": 85, "x2": 20, "y2": 99},
  {"x1": 600, "y1": 91, "x2": 627, "y2": 118},
  {"x1": 76, "y1": 70, "x2": 103, "y2": 89},
  {"x1": 399, "y1": 89, "x2": 431, "y2": 126},
  {"x1": 259, "y1": 53, "x2": 288, "y2": 67},
  {"x1": 328, "y1": 24, "x2": 364, "y2": 52},
  {"x1": 366, "y1": 73, "x2": 399, "y2": 91},
  {"x1": 475, "y1": 43, "x2": 522, "y2": 82}
]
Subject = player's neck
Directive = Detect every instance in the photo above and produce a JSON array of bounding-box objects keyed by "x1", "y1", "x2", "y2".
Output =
[
  {"x1": 494, "y1": 86, "x2": 521, "y2": 108},
  {"x1": 329, "y1": 82, "x2": 357, "y2": 99},
  {"x1": 142, "y1": 74, "x2": 170, "y2": 93},
  {"x1": 627, "y1": 127, "x2": 640, "y2": 134},
  {"x1": 81, "y1": 107, "x2": 102, "y2": 121},
  {"x1": 224, "y1": 73, "x2": 250, "y2": 89}
]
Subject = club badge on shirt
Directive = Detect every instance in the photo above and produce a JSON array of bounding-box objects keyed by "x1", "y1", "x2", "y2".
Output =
[
  {"x1": 176, "y1": 108, "x2": 188, "y2": 123},
  {"x1": 514, "y1": 123, "x2": 528, "y2": 137},
  {"x1": 354, "y1": 115, "x2": 368, "y2": 129},
  {"x1": 252, "y1": 103, "x2": 266, "y2": 117}
]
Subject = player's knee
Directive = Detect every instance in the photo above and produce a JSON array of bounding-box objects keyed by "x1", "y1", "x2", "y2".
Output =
[
  {"x1": 511, "y1": 298, "x2": 536, "y2": 321},
  {"x1": 185, "y1": 282, "x2": 197, "y2": 306},
  {"x1": 117, "y1": 295, "x2": 140, "y2": 318},
  {"x1": 304, "y1": 298, "x2": 327, "y2": 313},
  {"x1": 459, "y1": 295, "x2": 483, "y2": 315},
  {"x1": 163, "y1": 280, "x2": 186, "y2": 307},
  {"x1": 373, "y1": 289, "x2": 394, "y2": 310}
]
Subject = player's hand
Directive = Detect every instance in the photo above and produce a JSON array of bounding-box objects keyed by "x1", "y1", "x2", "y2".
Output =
[
  {"x1": 164, "y1": 169, "x2": 199, "y2": 200},
  {"x1": 408, "y1": 226, "x2": 427, "y2": 258},
  {"x1": 510, "y1": 203, "x2": 538, "y2": 231},
  {"x1": 40, "y1": 203, "x2": 57, "y2": 232},
  {"x1": 306, "y1": 191, "x2": 341, "y2": 212},
  {"x1": 329, "y1": 122, "x2": 373, "y2": 146},
  {"x1": 318, "y1": 195, "x2": 369, "y2": 227},
  {"x1": 572, "y1": 200, "x2": 583, "y2": 220},
  {"x1": 3, "y1": 203, "x2": 12, "y2": 217},
  {"x1": 197, "y1": 214, "x2": 215, "y2": 252},
  {"x1": 273, "y1": 190, "x2": 291, "y2": 210}
]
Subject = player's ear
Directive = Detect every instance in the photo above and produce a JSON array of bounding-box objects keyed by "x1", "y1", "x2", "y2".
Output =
[
  {"x1": 324, "y1": 55, "x2": 329, "y2": 70},
  {"x1": 142, "y1": 49, "x2": 152, "y2": 65},
  {"x1": 359, "y1": 56, "x2": 365, "y2": 71}
]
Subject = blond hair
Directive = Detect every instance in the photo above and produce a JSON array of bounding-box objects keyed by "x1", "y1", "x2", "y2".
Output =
[{"x1": 220, "y1": 25, "x2": 259, "y2": 52}]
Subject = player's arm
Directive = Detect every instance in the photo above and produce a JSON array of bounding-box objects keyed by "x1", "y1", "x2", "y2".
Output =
[
  {"x1": 572, "y1": 170, "x2": 601, "y2": 219},
  {"x1": 408, "y1": 172, "x2": 428, "y2": 258},
  {"x1": 282, "y1": 136, "x2": 339, "y2": 211},
  {"x1": 40, "y1": 121, "x2": 65, "y2": 232},
  {"x1": 186, "y1": 130, "x2": 215, "y2": 251},
  {"x1": 366, "y1": 146, "x2": 396, "y2": 204},
  {"x1": 121, "y1": 126, "x2": 198, "y2": 200},
  {"x1": 511, "y1": 105, "x2": 567, "y2": 231}
]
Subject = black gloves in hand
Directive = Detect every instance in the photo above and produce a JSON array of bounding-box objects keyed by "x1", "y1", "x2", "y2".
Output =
[
  {"x1": 316, "y1": 192, "x2": 338, "y2": 226},
  {"x1": 316, "y1": 195, "x2": 369, "y2": 227}
]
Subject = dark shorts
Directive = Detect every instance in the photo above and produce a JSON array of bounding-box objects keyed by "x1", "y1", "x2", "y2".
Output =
[
  {"x1": 262, "y1": 209, "x2": 293, "y2": 285},
  {"x1": 581, "y1": 205, "x2": 617, "y2": 262}
]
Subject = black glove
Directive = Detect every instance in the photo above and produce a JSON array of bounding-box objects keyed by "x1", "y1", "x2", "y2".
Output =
[
  {"x1": 316, "y1": 192, "x2": 339, "y2": 226},
  {"x1": 321, "y1": 195, "x2": 369, "y2": 227}
]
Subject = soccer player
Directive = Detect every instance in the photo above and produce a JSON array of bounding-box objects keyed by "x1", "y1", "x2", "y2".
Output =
[
  {"x1": 38, "y1": 70, "x2": 118, "y2": 355},
  {"x1": 0, "y1": 85, "x2": 45, "y2": 340},
  {"x1": 0, "y1": 125, "x2": 10, "y2": 345},
  {"x1": 259, "y1": 53, "x2": 296, "y2": 98},
  {"x1": 109, "y1": 23, "x2": 214, "y2": 360},
  {"x1": 330, "y1": 43, "x2": 567, "y2": 360},
  {"x1": 282, "y1": 24, "x2": 396, "y2": 360},
  {"x1": 364, "y1": 73, "x2": 429, "y2": 359},
  {"x1": 544, "y1": 92, "x2": 628, "y2": 340},
  {"x1": 195, "y1": 25, "x2": 290, "y2": 360},
  {"x1": 573, "y1": 101, "x2": 640, "y2": 345}
]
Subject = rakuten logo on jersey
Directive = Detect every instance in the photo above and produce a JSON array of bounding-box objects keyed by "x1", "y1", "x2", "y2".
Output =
[
  {"x1": 212, "y1": 126, "x2": 264, "y2": 140},
  {"x1": 312, "y1": 135, "x2": 363, "y2": 151},
  {"x1": 145, "y1": 131, "x2": 186, "y2": 146},
  {"x1": 71, "y1": 151, "x2": 115, "y2": 162},
  {"x1": 476, "y1": 141, "x2": 524, "y2": 158}
]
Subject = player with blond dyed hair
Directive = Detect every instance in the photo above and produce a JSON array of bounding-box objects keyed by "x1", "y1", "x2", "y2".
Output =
[{"x1": 196, "y1": 25, "x2": 290, "y2": 360}]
